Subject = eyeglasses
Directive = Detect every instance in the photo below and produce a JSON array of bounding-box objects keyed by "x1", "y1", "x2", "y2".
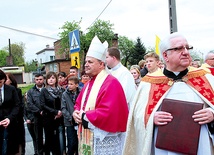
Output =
[{"x1": 166, "y1": 45, "x2": 193, "y2": 52}]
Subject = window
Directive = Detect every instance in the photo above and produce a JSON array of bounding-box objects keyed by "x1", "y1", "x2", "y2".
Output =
[{"x1": 50, "y1": 56, "x2": 55, "y2": 61}]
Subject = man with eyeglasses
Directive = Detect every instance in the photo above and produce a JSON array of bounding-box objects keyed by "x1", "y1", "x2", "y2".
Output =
[
  {"x1": 123, "y1": 32, "x2": 214, "y2": 155},
  {"x1": 27, "y1": 73, "x2": 45, "y2": 155},
  {"x1": 201, "y1": 51, "x2": 214, "y2": 75}
]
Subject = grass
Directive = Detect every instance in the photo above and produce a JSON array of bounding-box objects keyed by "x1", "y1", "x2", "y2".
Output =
[{"x1": 18, "y1": 83, "x2": 34, "y2": 95}]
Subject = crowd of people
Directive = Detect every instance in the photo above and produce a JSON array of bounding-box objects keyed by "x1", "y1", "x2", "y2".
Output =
[{"x1": 1, "y1": 32, "x2": 214, "y2": 155}]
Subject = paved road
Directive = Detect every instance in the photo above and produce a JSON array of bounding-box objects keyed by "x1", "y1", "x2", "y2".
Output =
[
  {"x1": 25, "y1": 123, "x2": 33, "y2": 142},
  {"x1": 24, "y1": 123, "x2": 67, "y2": 154},
  {"x1": 25, "y1": 123, "x2": 35, "y2": 155}
]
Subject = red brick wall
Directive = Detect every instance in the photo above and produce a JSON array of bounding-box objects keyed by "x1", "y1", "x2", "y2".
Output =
[
  {"x1": 52, "y1": 40, "x2": 71, "y2": 74},
  {"x1": 58, "y1": 61, "x2": 71, "y2": 75},
  {"x1": 51, "y1": 34, "x2": 118, "y2": 75},
  {"x1": 54, "y1": 40, "x2": 70, "y2": 60}
]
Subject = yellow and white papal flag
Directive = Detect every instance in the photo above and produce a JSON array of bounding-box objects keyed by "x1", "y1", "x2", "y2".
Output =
[{"x1": 155, "y1": 35, "x2": 161, "y2": 56}]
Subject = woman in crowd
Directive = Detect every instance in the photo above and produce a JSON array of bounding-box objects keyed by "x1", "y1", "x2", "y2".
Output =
[
  {"x1": 0, "y1": 70, "x2": 20, "y2": 155},
  {"x1": 5, "y1": 73, "x2": 25, "y2": 155},
  {"x1": 40, "y1": 71, "x2": 65, "y2": 155},
  {"x1": 58, "y1": 72, "x2": 68, "y2": 89},
  {"x1": 191, "y1": 60, "x2": 201, "y2": 68},
  {"x1": 130, "y1": 65, "x2": 141, "y2": 88}
]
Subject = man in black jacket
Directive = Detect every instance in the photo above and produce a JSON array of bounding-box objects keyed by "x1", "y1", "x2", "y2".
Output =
[{"x1": 27, "y1": 73, "x2": 45, "y2": 155}]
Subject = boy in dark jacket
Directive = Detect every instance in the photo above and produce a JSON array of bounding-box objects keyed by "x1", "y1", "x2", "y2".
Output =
[
  {"x1": 24, "y1": 92, "x2": 38, "y2": 155},
  {"x1": 61, "y1": 76, "x2": 80, "y2": 155}
]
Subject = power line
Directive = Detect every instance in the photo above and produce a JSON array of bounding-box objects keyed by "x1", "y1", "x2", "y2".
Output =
[
  {"x1": 0, "y1": 0, "x2": 113, "y2": 38},
  {"x1": 84, "y1": 0, "x2": 113, "y2": 32},
  {"x1": 0, "y1": 25, "x2": 59, "y2": 40}
]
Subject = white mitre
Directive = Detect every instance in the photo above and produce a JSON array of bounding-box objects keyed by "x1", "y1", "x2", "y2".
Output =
[{"x1": 87, "y1": 36, "x2": 108, "y2": 62}]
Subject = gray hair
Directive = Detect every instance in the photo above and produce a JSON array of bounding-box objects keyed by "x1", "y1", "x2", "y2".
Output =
[
  {"x1": 159, "y1": 32, "x2": 187, "y2": 62},
  {"x1": 159, "y1": 32, "x2": 187, "y2": 55},
  {"x1": 205, "y1": 50, "x2": 214, "y2": 61}
]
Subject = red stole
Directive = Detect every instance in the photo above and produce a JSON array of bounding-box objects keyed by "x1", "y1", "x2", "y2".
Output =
[
  {"x1": 187, "y1": 76, "x2": 214, "y2": 105},
  {"x1": 143, "y1": 69, "x2": 214, "y2": 125},
  {"x1": 209, "y1": 68, "x2": 214, "y2": 75},
  {"x1": 144, "y1": 82, "x2": 170, "y2": 124}
]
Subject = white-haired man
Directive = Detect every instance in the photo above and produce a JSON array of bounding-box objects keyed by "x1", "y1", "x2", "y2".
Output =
[{"x1": 123, "y1": 32, "x2": 214, "y2": 155}]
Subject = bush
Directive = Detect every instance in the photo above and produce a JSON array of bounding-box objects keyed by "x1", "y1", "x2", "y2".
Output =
[{"x1": 19, "y1": 84, "x2": 34, "y2": 95}]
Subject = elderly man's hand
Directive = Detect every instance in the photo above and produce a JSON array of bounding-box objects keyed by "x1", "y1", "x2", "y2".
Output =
[
  {"x1": 192, "y1": 108, "x2": 214, "y2": 124},
  {"x1": 154, "y1": 111, "x2": 173, "y2": 126}
]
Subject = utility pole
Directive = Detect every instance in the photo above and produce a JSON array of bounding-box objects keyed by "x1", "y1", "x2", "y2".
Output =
[{"x1": 168, "y1": 0, "x2": 178, "y2": 33}]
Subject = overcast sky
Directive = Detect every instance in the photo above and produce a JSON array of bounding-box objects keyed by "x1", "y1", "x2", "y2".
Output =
[{"x1": 0, "y1": 0, "x2": 214, "y2": 62}]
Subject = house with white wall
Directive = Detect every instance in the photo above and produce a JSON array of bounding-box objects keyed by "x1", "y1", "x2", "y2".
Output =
[{"x1": 36, "y1": 44, "x2": 55, "y2": 65}]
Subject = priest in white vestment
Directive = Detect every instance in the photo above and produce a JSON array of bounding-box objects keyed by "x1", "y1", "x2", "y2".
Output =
[
  {"x1": 123, "y1": 32, "x2": 214, "y2": 155},
  {"x1": 105, "y1": 47, "x2": 136, "y2": 109}
]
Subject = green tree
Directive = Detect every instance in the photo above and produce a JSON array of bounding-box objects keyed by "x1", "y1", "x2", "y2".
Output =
[
  {"x1": 118, "y1": 36, "x2": 134, "y2": 67},
  {"x1": 58, "y1": 19, "x2": 115, "y2": 70},
  {"x1": 58, "y1": 20, "x2": 82, "y2": 53},
  {"x1": 58, "y1": 19, "x2": 85, "y2": 70},
  {"x1": 129, "y1": 37, "x2": 147, "y2": 65},
  {"x1": 4, "y1": 42, "x2": 25, "y2": 66},
  {"x1": 85, "y1": 19, "x2": 115, "y2": 47},
  {"x1": 24, "y1": 60, "x2": 39, "y2": 73},
  {"x1": 0, "y1": 50, "x2": 9, "y2": 66},
  {"x1": 58, "y1": 19, "x2": 115, "y2": 52},
  {"x1": 83, "y1": 19, "x2": 115, "y2": 68}
]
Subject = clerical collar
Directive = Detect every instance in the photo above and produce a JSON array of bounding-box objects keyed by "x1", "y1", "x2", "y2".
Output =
[
  {"x1": 110, "y1": 62, "x2": 121, "y2": 71},
  {"x1": 163, "y1": 68, "x2": 188, "y2": 80}
]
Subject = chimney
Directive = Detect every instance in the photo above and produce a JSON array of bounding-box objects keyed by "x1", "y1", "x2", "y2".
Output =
[
  {"x1": 6, "y1": 39, "x2": 13, "y2": 66},
  {"x1": 46, "y1": 44, "x2": 50, "y2": 48}
]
